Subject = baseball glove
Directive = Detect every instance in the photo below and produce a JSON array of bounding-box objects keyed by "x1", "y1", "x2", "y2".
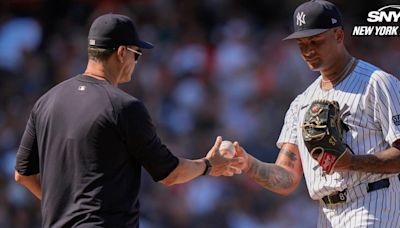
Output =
[{"x1": 302, "y1": 100, "x2": 347, "y2": 174}]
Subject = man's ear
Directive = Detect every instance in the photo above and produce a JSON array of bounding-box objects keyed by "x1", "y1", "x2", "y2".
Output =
[
  {"x1": 116, "y1": 46, "x2": 125, "y2": 63},
  {"x1": 334, "y1": 27, "x2": 344, "y2": 43}
]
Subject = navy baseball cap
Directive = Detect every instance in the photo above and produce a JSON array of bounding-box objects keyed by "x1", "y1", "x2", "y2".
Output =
[
  {"x1": 283, "y1": 0, "x2": 342, "y2": 40},
  {"x1": 88, "y1": 13, "x2": 153, "y2": 49}
]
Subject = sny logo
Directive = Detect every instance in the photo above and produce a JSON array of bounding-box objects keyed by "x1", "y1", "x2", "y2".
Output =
[
  {"x1": 297, "y1": 12, "x2": 306, "y2": 26},
  {"x1": 353, "y1": 5, "x2": 400, "y2": 36},
  {"x1": 367, "y1": 5, "x2": 400, "y2": 22}
]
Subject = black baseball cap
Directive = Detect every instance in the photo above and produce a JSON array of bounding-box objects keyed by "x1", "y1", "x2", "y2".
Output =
[
  {"x1": 88, "y1": 13, "x2": 153, "y2": 49},
  {"x1": 283, "y1": 0, "x2": 342, "y2": 40}
]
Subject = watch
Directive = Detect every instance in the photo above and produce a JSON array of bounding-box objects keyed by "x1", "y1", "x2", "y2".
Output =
[{"x1": 202, "y1": 158, "x2": 212, "y2": 176}]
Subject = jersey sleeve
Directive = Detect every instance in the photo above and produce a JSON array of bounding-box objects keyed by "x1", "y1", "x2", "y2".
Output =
[
  {"x1": 121, "y1": 101, "x2": 179, "y2": 182},
  {"x1": 372, "y1": 72, "x2": 400, "y2": 145},
  {"x1": 15, "y1": 110, "x2": 40, "y2": 175},
  {"x1": 276, "y1": 95, "x2": 302, "y2": 149}
]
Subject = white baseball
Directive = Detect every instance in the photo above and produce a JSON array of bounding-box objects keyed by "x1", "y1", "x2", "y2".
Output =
[{"x1": 219, "y1": 140, "x2": 236, "y2": 158}]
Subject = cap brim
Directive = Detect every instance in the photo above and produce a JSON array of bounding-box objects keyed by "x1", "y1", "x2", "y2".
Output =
[
  {"x1": 283, "y1": 29, "x2": 329, "y2": 40},
  {"x1": 135, "y1": 40, "x2": 154, "y2": 49}
]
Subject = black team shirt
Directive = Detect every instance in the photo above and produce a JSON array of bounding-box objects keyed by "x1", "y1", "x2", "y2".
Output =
[{"x1": 15, "y1": 75, "x2": 179, "y2": 227}]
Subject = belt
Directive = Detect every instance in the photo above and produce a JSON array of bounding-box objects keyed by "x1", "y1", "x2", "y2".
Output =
[{"x1": 322, "y1": 178, "x2": 391, "y2": 205}]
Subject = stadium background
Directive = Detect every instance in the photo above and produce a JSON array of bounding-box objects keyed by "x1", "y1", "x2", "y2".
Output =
[{"x1": 0, "y1": 0, "x2": 399, "y2": 227}]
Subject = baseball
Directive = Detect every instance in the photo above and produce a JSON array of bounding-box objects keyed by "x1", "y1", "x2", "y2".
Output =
[{"x1": 219, "y1": 140, "x2": 236, "y2": 158}]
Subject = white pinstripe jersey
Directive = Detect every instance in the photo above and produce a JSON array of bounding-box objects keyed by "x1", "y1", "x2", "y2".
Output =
[{"x1": 277, "y1": 59, "x2": 400, "y2": 200}]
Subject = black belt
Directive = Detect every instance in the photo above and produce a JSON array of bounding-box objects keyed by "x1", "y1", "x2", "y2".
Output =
[{"x1": 322, "y1": 178, "x2": 390, "y2": 205}]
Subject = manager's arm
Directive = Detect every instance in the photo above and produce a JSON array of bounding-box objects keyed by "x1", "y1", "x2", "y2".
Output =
[
  {"x1": 15, "y1": 109, "x2": 41, "y2": 200},
  {"x1": 160, "y1": 136, "x2": 243, "y2": 186},
  {"x1": 15, "y1": 172, "x2": 42, "y2": 200},
  {"x1": 159, "y1": 158, "x2": 209, "y2": 186}
]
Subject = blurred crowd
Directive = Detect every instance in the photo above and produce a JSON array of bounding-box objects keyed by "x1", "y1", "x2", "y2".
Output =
[{"x1": 0, "y1": 0, "x2": 399, "y2": 227}]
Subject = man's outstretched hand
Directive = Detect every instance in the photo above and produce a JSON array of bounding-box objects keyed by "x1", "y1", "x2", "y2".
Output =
[{"x1": 206, "y1": 136, "x2": 244, "y2": 176}]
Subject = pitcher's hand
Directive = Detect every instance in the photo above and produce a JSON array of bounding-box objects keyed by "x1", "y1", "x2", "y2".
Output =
[{"x1": 231, "y1": 141, "x2": 251, "y2": 174}]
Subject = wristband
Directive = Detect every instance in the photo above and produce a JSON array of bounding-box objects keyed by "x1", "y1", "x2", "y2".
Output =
[{"x1": 202, "y1": 158, "x2": 212, "y2": 176}]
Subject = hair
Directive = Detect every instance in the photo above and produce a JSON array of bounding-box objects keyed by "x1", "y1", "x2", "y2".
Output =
[{"x1": 87, "y1": 46, "x2": 116, "y2": 62}]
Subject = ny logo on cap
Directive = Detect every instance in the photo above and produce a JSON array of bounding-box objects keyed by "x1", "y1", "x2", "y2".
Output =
[{"x1": 296, "y1": 11, "x2": 306, "y2": 26}]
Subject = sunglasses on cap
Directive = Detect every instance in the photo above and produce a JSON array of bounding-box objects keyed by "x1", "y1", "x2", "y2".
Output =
[{"x1": 126, "y1": 47, "x2": 142, "y2": 61}]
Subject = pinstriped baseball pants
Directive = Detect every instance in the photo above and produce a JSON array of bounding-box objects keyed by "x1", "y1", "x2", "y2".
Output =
[{"x1": 318, "y1": 175, "x2": 400, "y2": 228}]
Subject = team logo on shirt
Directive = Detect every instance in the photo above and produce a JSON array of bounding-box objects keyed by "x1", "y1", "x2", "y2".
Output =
[
  {"x1": 393, "y1": 114, "x2": 400, "y2": 126},
  {"x1": 352, "y1": 5, "x2": 400, "y2": 36}
]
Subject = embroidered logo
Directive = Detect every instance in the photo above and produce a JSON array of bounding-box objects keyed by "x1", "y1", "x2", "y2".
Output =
[
  {"x1": 297, "y1": 12, "x2": 306, "y2": 26},
  {"x1": 311, "y1": 104, "x2": 320, "y2": 113},
  {"x1": 393, "y1": 114, "x2": 400, "y2": 126},
  {"x1": 320, "y1": 153, "x2": 337, "y2": 172}
]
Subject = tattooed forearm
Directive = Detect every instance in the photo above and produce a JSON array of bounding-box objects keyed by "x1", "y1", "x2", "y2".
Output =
[
  {"x1": 281, "y1": 149, "x2": 297, "y2": 161},
  {"x1": 277, "y1": 149, "x2": 297, "y2": 169},
  {"x1": 247, "y1": 159, "x2": 294, "y2": 191},
  {"x1": 277, "y1": 160, "x2": 294, "y2": 169}
]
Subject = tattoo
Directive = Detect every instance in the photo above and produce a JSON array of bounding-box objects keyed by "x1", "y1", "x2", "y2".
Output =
[
  {"x1": 277, "y1": 149, "x2": 297, "y2": 169},
  {"x1": 281, "y1": 149, "x2": 297, "y2": 161},
  {"x1": 247, "y1": 160, "x2": 294, "y2": 190},
  {"x1": 277, "y1": 160, "x2": 295, "y2": 169}
]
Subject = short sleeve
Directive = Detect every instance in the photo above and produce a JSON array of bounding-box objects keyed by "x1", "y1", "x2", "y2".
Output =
[
  {"x1": 276, "y1": 95, "x2": 302, "y2": 149},
  {"x1": 120, "y1": 101, "x2": 178, "y2": 182},
  {"x1": 15, "y1": 111, "x2": 40, "y2": 175},
  {"x1": 372, "y1": 72, "x2": 400, "y2": 145}
]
